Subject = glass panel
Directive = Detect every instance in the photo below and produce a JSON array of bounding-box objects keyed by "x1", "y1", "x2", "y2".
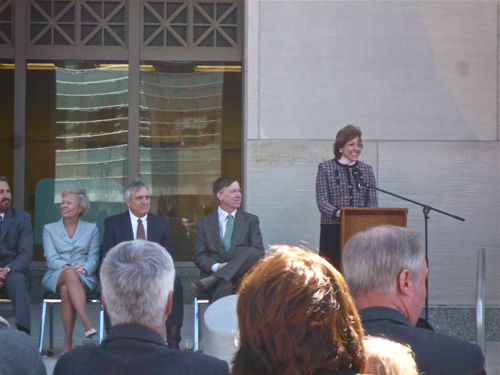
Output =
[
  {"x1": 26, "y1": 61, "x2": 129, "y2": 261},
  {"x1": 139, "y1": 62, "x2": 242, "y2": 262},
  {"x1": 0, "y1": 61, "x2": 14, "y2": 183}
]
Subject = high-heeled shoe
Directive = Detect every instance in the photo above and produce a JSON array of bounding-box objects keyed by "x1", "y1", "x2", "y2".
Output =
[{"x1": 85, "y1": 328, "x2": 97, "y2": 339}]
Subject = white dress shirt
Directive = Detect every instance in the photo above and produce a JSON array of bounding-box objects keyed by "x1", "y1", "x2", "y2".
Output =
[
  {"x1": 211, "y1": 207, "x2": 237, "y2": 272},
  {"x1": 129, "y1": 210, "x2": 148, "y2": 240}
]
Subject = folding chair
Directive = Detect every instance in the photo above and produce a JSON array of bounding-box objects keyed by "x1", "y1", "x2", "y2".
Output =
[{"x1": 38, "y1": 290, "x2": 104, "y2": 353}]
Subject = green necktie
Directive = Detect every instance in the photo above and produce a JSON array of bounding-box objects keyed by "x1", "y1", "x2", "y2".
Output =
[{"x1": 221, "y1": 214, "x2": 234, "y2": 256}]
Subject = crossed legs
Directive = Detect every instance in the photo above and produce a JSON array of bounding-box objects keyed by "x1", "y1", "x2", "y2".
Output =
[
  {"x1": 192, "y1": 249, "x2": 263, "y2": 303},
  {"x1": 56, "y1": 268, "x2": 94, "y2": 353}
]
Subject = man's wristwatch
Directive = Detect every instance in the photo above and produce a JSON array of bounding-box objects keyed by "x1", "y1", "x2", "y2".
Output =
[{"x1": 6, "y1": 266, "x2": 12, "y2": 274}]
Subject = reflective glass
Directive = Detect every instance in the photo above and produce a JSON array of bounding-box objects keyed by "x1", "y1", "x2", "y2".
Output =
[
  {"x1": 26, "y1": 61, "x2": 129, "y2": 260},
  {"x1": 139, "y1": 62, "x2": 242, "y2": 261},
  {"x1": 0, "y1": 61, "x2": 14, "y2": 183}
]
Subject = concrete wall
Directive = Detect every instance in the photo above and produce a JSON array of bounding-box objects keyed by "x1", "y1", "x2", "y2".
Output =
[{"x1": 244, "y1": 0, "x2": 500, "y2": 306}]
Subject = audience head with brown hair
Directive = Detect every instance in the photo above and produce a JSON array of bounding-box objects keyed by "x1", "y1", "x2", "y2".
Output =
[{"x1": 232, "y1": 245, "x2": 365, "y2": 375}]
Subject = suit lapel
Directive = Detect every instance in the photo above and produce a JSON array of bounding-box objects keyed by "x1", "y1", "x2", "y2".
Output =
[
  {"x1": 71, "y1": 219, "x2": 86, "y2": 242},
  {"x1": 146, "y1": 214, "x2": 157, "y2": 242},
  {"x1": 229, "y1": 210, "x2": 245, "y2": 254},
  {"x1": 0, "y1": 208, "x2": 13, "y2": 244},
  {"x1": 208, "y1": 212, "x2": 225, "y2": 258},
  {"x1": 120, "y1": 211, "x2": 134, "y2": 241},
  {"x1": 55, "y1": 218, "x2": 72, "y2": 244}
]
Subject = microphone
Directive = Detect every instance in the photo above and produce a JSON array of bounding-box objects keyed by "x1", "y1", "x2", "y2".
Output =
[{"x1": 352, "y1": 168, "x2": 363, "y2": 191}]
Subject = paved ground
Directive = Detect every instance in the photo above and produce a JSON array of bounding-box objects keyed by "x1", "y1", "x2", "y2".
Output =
[{"x1": 1, "y1": 304, "x2": 499, "y2": 375}]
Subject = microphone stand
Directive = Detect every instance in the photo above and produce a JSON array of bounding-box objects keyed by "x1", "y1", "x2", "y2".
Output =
[{"x1": 361, "y1": 182, "x2": 465, "y2": 321}]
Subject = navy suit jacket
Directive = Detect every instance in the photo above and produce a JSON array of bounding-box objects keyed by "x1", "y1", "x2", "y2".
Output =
[
  {"x1": 54, "y1": 324, "x2": 229, "y2": 375},
  {"x1": 360, "y1": 307, "x2": 486, "y2": 375},
  {"x1": 101, "y1": 211, "x2": 183, "y2": 327},
  {"x1": 0, "y1": 207, "x2": 33, "y2": 275},
  {"x1": 102, "y1": 211, "x2": 174, "y2": 258}
]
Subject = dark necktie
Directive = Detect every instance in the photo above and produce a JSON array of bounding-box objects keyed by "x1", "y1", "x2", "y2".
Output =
[
  {"x1": 137, "y1": 218, "x2": 146, "y2": 240},
  {"x1": 221, "y1": 214, "x2": 234, "y2": 256},
  {"x1": 0, "y1": 215, "x2": 2, "y2": 234}
]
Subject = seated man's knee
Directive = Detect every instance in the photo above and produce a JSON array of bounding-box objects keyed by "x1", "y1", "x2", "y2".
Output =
[
  {"x1": 247, "y1": 248, "x2": 263, "y2": 263},
  {"x1": 4, "y1": 272, "x2": 28, "y2": 289}
]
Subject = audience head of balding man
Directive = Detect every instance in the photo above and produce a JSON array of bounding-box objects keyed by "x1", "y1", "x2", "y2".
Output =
[{"x1": 343, "y1": 225, "x2": 486, "y2": 375}]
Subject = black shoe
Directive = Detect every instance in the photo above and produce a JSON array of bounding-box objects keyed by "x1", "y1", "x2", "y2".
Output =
[
  {"x1": 166, "y1": 324, "x2": 182, "y2": 350},
  {"x1": 16, "y1": 325, "x2": 30, "y2": 335},
  {"x1": 189, "y1": 281, "x2": 204, "y2": 297}
]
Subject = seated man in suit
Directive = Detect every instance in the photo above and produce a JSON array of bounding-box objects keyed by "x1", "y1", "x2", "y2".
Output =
[
  {"x1": 54, "y1": 240, "x2": 229, "y2": 375},
  {"x1": 192, "y1": 177, "x2": 264, "y2": 303},
  {"x1": 101, "y1": 179, "x2": 184, "y2": 349},
  {"x1": 342, "y1": 225, "x2": 486, "y2": 375},
  {"x1": 0, "y1": 176, "x2": 33, "y2": 335}
]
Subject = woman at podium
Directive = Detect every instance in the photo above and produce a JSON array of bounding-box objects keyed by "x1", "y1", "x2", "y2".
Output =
[{"x1": 315, "y1": 124, "x2": 377, "y2": 270}]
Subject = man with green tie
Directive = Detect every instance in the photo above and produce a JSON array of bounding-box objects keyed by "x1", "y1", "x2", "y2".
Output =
[{"x1": 192, "y1": 177, "x2": 264, "y2": 304}]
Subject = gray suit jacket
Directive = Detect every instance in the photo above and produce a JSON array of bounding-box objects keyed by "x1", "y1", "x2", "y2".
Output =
[
  {"x1": 194, "y1": 210, "x2": 264, "y2": 278},
  {"x1": 41, "y1": 219, "x2": 100, "y2": 293},
  {"x1": 360, "y1": 307, "x2": 486, "y2": 375},
  {"x1": 0, "y1": 317, "x2": 47, "y2": 375},
  {"x1": 54, "y1": 324, "x2": 229, "y2": 375},
  {"x1": 0, "y1": 207, "x2": 33, "y2": 275}
]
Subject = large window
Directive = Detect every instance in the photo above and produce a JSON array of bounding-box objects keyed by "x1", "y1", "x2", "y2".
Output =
[
  {"x1": 24, "y1": 61, "x2": 241, "y2": 262},
  {"x1": 0, "y1": 61, "x2": 14, "y2": 182},
  {"x1": 26, "y1": 61, "x2": 129, "y2": 259},
  {"x1": 139, "y1": 62, "x2": 241, "y2": 261}
]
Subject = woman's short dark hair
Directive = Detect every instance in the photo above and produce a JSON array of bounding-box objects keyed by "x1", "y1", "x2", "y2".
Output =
[
  {"x1": 232, "y1": 246, "x2": 365, "y2": 375},
  {"x1": 333, "y1": 124, "x2": 363, "y2": 160}
]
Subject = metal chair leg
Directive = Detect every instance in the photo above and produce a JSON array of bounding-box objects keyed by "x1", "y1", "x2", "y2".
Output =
[
  {"x1": 38, "y1": 301, "x2": 47, "y2": 353},
  {"x1": 194, "y1": 297, "x2": 199, "y2": 351},
  {"x1": 99, "y1": 304, "x2": 104, "y2": 344}
]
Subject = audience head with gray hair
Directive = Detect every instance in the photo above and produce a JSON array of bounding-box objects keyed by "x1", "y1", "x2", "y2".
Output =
[
  {"x1": 54, "y1": 240, "x2": 231, "y2": 375},
  {"x1": 100, "y1": 240, "x2": 175, "y2": 331},
  {"x1": 342, "y1": 225, "x2": 428, "y2": 326}
]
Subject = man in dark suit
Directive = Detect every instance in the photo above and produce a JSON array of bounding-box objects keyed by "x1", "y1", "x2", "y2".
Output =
[
  {"x1": 342, "y1": 225, "x2": 486, "y2": 375},
  {"x1": 55, "y1": 240, "x2": 229, "y2": 375},
  {"x1": 0, "y1": 176, "x2": 33, "y2": 335},
  {"x1": 102, "y1": 179, "x2": 184, "y2": 349},
  {"x1": 192, "y1": 177, "x2": 264, "y2": 303}
]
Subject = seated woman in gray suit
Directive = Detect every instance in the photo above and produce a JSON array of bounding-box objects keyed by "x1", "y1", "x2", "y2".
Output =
[{"x1": 42, "y1": 188, "x2": 100, "y2": 353}]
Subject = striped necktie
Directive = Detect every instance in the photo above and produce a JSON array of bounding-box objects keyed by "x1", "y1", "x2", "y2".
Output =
[{"x1": 221, "y1": 214, "x2": 234, "y2": 256}]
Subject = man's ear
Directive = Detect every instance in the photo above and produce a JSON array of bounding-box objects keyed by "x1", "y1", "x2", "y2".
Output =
[
  {"x1": 102, "y1": 294, "x2": 108, "y2": 312},
  {"x1": 165, "y1": 291, "x2": 173, "y2": 317},
  {"x1": 397, "y1": 269, "x2": 413, "y2": 296},
  {"x1": 125, "y1": 199, "x2": 131, "y2": 209}
]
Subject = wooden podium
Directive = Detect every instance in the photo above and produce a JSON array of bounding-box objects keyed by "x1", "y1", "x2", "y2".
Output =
[{"x1": 339, "y1": 208, "x2": 408, "y2": 270}]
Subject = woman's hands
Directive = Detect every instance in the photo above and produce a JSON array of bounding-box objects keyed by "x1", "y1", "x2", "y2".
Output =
[
  {"x1": 73, "y1": 263, "x2": 87, "y2": 276},
  {"x1": 62, "y1": 263, "x2": 87, "y2": 276}
]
